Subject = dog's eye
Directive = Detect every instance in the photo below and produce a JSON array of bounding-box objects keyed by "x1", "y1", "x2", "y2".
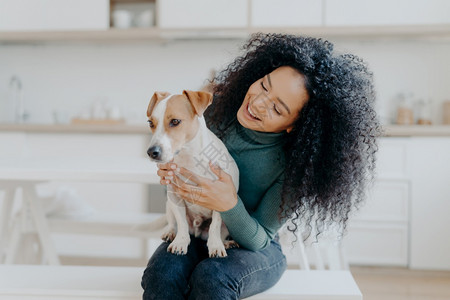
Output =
[
  {"x1": 170, "y1": 119, "x2": 181, "y2": 127},
  {"x1": 147, "y1": 120, "x2": 154, "y2": 128}
]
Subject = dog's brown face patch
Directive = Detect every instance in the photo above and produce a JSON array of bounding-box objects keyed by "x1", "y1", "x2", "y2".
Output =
[
  {"x1": 147, "y1": 94, "x2": 199, "y2": 161},
  {"x1": 163, "y1": 94, "x2": 199, "y2": 152}
]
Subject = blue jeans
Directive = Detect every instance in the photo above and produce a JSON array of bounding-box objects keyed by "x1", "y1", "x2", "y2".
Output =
[{"x1": 141, "y1": 236, "x2": 287, "y2": 299}]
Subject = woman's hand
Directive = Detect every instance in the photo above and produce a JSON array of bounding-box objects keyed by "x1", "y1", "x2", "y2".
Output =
[
  {"x1": 156, "y1": 161, "x2": 177, "y2": 186},
  {"x1": 168, "y1": 161, "x2": 238, "y2": 212}
]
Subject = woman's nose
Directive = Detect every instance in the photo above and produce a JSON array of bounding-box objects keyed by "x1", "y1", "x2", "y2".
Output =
[{"x1": 252, "y1": 93, "x2": 270, "y2": 115}]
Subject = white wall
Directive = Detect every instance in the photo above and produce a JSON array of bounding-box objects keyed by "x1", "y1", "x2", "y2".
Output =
[
  {"x1": 0, "y1": 40, "x2": 242, "y2": 124},
  {"x1": 1, "y1": 37, "x2": 450, "y2": 125},
  {"x1": 334, "y1": 38, "x2": 450, "y2": 125}
]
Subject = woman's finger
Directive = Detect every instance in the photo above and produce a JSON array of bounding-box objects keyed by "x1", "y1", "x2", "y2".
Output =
[
  {"x1": 209, "y1": 161, "x2": 232, "y2": 182},
  {"x1": 157, "y1": 162, "x2": 177, "y2": 171},
  {"x1": 176, "y1": 167, "x2": 203, "y2": 185},
  {"x1": 160, "y1": 178, "x2": 170, "y2": 185},
  {"x1": 157, "y1": 169, "x2": 175, "y2": 178}
]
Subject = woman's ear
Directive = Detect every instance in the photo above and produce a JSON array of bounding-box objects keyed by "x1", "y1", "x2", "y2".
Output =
[{"x1": 286, "y1": 126, "x2": 294, "y2": 133}]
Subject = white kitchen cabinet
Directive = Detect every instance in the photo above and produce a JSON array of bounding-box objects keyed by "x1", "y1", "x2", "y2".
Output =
[
  {"x1": 375, "y1": 138, "x2": 410, "y2": 179},
  {"x1": 355, "y1": 180, "x2": 409, "y2": 223},
  {"x1": 0, "y1": 0, "x2": 109, "y2": 31},
  {"x1": 344, "y1": 138, "x2": 411, "y2": 267},
  {"x1": 344, "y1": 179, "x2": 410, "y2": 266},
  {"x1": 344, "y1": 221, "x2": 409, "y2": 266},
  {"x1": 250, "y1": 0, "x2": 323, "y2": 27},
  {"x1": 0, "y1": 132, "x2": 26, "y2": 157},
  {"x1": 409, "y1": 138, "x2": 450, "y2": 270},
  {"x1": 325, "y1": 0, "x2": 450, "y2": 26},
  {"x1": 20, "y1": 132, "x2": 160, "y2": 214},
  {"x1": 157, "y1": 0, "x2": 248, "y2": 29},
  {"x1": 344, "y1": 136, "x2": 450, "y2": 270}
]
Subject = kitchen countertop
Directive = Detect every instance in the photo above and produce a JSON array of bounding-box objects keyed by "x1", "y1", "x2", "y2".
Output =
[
  {"x1": 1, "y1": 123, "x2": 450, "y2": 137},
  {"x1": 382, "y1": 125, "x2": 450, "y2": 137},
  {"x1": 0, "y1": 123, "x2": 149, "y2": 134}
]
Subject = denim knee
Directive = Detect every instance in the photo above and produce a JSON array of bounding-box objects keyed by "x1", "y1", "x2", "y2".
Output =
[
  {"x1": 188, "y1": 259, "x2": 239, "y2": 300},
  {"x1": 142, "y1": 261, "x2": 191, "y2": 300},
  {"x1": 142, "y1": 247, "x2": 193, "y2": 300}
]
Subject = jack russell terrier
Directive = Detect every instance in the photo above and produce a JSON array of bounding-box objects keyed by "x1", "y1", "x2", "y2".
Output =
[{"x1": 146, "y1": 90, "x2": 239, "y2": 257}]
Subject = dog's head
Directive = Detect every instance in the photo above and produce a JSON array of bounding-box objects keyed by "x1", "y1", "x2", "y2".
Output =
[{"x1": 146, "y1": 90, "x2": 213, "y2": 162}]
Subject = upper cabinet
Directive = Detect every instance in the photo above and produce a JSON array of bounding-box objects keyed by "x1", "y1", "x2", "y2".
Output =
[
  {"x1": 325, "y1": 0, "x2": 450, "y2": 26},
  {"x1": 0, "y1": 0, "x2": 450, "y2": 42},
  {"x1": 0, "y1": 0, "x2": 109, "y2": 31},
  {"x1": 250, "y1": 0, "x2": 322, "y2": 27},
  {"x1": 158, "y1": 0, "x2": 248, "y2": 29}
]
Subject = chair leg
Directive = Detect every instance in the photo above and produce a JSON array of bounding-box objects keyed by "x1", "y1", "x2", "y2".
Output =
[
  {"x1": 0, "y1": 186, "x2": 17, "y2": 263},
  {"x1": 312, "y1": 242, "x2": 325, "y2": 270},
  {"x1": 4, "y1": 220, "x2": 22, "y2": 264},
  {"x1": 23, "y1": 184, "x2": 60, "y2": 265},
  {"x1": 296, "y1": 235, "x2": 310, "y2": 270},
  {"x1": 339, "y1": 242, "x2": 350, "y2": 270}
]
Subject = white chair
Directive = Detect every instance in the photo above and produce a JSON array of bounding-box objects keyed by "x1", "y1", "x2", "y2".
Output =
[
  {"x1": 1, "y1": 184, "x2": 164, "y2": 265},
  {"x1": 243, "y1": 223, "x2": 359, "y2": 299},
  {"x1": 278, "y1": 220, "x2": 349, "y2": 271}
]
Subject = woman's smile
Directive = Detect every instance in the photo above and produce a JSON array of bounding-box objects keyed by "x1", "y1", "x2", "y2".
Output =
[{"x1": 245, "y1": 103, "x2": 261, "y2": 121}]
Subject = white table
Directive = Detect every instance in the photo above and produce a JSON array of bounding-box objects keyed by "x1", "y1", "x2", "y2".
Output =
[
  {"x1": 0, "y1": 266, "x2": 362, "y2": 300},
  {"x1": 0, "y1": 156, "x2": 159, "y2": 265}
]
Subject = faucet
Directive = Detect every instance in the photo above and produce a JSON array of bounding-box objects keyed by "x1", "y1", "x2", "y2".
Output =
[{"x1": 8, "y1": 76, "x2": 27, "y2": 123}]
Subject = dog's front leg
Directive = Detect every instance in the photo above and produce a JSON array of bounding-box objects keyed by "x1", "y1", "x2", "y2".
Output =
[
  {"x1": 161, "y1": 201, "x2": 176, "y2": 242},
  {"x1": 166, "y1": 197, "x2": 190, "y2": 255},
  {"x1": 207, "y1": 211, "x2": 227, "y2": 257}
]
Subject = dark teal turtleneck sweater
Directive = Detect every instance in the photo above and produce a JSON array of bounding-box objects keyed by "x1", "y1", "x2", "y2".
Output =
[{"x1": 220, "y1": 121, "x2": 287, "y2": 251}]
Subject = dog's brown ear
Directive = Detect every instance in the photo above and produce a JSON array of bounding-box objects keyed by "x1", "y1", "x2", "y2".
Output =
[
  {"x1": 147, "y1": 91, "x2": 170, "y2": 117},
  {"x1": 183, "y1": 90, "x2": 213, "y2": 116}
]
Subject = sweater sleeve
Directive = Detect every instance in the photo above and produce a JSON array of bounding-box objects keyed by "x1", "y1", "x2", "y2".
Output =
[{"x1": 220, "y1": 176, "x2": 285, "y2": 251}]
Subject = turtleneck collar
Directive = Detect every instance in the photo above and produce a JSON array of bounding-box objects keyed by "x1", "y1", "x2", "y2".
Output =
[{"x1": 237, "y1": 121, "x2": 287, "y2": 145}]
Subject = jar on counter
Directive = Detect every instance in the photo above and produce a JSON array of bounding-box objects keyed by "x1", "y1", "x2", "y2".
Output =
[
  {"x1": 396, "y1": 93, "x2": 414, "y2": 125},
  {"x1": 443, "y1": 101, "x2": 450, "y2": 125},
  {"x1": 416, "y1": 98, "x2": 432, "y2": 125}
]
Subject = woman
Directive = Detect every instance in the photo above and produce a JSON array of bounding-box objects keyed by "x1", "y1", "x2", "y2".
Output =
[{"x1": 141, "y1": 33, "x2": 381, "y2": 299}]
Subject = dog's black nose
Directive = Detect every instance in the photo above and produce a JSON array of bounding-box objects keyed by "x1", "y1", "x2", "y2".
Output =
[{"x1": 147, "y1": 145, "x2": 162, "y2": 160}]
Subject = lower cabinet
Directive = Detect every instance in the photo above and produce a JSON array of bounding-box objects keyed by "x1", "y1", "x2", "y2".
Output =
[
  {"x1": 344, "y1": 138, "x2": 411, "y2": 267},
  {"x1": 409, "y1": 138, "x2": 450, "y2": 270},
  {"x1": 345, "y1": 221, "x2": 409, "y2": 266},
  {"x1": 344, "y1": 179, "x2": 410, "y2": 267},
  {"x1": 344, "y1": 137, "x2": 450, "y2": 270}
]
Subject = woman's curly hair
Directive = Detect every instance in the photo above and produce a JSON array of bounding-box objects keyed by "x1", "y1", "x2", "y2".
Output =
[{"x1": 205, "y1": 33, "x2": 381, "y2": 238}]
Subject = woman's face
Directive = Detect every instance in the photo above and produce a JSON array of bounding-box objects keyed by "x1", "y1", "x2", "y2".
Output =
[{"x1": 237, "y1": 66, "x2": 309, "y2": 133}]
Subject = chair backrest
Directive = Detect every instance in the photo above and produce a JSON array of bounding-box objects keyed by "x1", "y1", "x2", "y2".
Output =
[{"x1": 278, "y1": 221, "x2": 349, "y2": 271}]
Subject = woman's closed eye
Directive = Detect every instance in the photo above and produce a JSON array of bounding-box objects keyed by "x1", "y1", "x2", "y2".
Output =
[
  {"x1": 273, "y1": 104, "x2": 281, "y2": 115},
  {"x1": 260, "y1": 81, "x2": 268, "y2": 92}
]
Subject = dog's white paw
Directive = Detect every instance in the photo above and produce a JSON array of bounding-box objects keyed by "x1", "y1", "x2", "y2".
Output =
[
  {"x1": 167, "y1": 235, "x2": 190, "y2": 255},
  {"x1": 207, "y1": 239, "x2": 227, "y2": 258},
  {"x1": 161, "y1": 230, "x2": 176, "y2": 243}
]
